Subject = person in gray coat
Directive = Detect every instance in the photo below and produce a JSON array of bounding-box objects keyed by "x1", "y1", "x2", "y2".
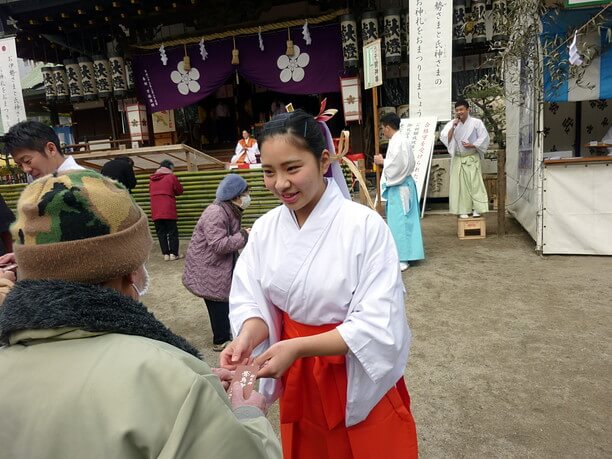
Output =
[{"x1": 183, "y1": 174, "x2": 251, "y2": 351}]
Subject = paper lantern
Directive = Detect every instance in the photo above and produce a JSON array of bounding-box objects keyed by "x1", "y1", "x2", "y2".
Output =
[
  {"x1": 361, "y1": 11, "x2": 379, "y2": 45},
  {"x1": 109, "y1": 53, "x2": 128, "y2": 97},
  {"x1": 93, "y1": 55, "x2": 112, "y2": 98},
  {"x1": 41, "y1": 65, "x2": 57, "y2": 102},
  {"x1": 383, "y1": 9, "x2": 401, "y2": 65},
  {"x1": 340, "y1": 14, "x2": 359, "y2": 68},
  {"x1": 126, "y1": 103, "x2": 149, "y2": 145},
  {"x1": 78, "y1": 56, "x2": 98, "y2": 101},
  {"x1": 402, "y1": 10, "x2": 409, "y2": 57},
  {"x1": 340, "y1": 76, "x2": 362, "y2": 123},
  {"x1": 125, "y1": 59, "x2": 135, "y2": 90},
  {"x1": 397, "y1": 104, "x2": 410, "y2": 119},
  {"x1": 53, "y1": 65, "x2": 69, "y2": 102},
  {"x1": 471, "y1": 0, "x2": 487, "y2": 44},
  {"x1": 64, "y1": 58, "x2": 83, "y2": 102},
  {"x1": 453, "y1": 0, "x2": 467, "y2": 45},
  {"x1": 492, "y1": 0, "x2": 508, "y2": 42}
]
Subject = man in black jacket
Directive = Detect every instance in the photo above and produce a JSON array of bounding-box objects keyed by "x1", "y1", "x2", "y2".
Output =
[{"x1": 100, "y1": 156, "x2": 137, "y2": 192}]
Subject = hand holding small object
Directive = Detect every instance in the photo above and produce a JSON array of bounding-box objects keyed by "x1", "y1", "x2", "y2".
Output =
[
  {"x1": 228, "y1": 382, "x2": 268, "y2": 414},
  {"x1": 211, "y1": 367, "x2": 234, "y2": 390},
  {"x1": 255, "y1": 339, "x2": 300, "y2": 379}
]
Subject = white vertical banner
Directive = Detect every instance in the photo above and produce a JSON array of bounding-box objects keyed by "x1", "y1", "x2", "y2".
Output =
[
  {"x1": 0, "y1": 37, "x2": 27, "y2": 132},
  {"x1": 409, "y1": 0, "x2": 452, "y2": 120},
  {"x1": 399, "y1": 116, "x2": 438, "y2": 205},
  {"x1": 363, "y1": 38, "x2": 383, "y2": 90}
]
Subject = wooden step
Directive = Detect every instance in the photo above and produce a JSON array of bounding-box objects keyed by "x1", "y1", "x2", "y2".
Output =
[{"x1": 457, "y1": 217, "x2": 486, "y2": 240}]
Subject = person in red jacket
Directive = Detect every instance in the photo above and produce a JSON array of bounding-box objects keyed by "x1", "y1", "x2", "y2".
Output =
[{"x1": 149, "y1": 160, "x2": 184, "y2": 260}]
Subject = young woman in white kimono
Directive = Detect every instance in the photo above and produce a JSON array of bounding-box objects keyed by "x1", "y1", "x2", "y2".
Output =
[{"x1": 220, "y1": 110, "x2": 418, "y2": 459}]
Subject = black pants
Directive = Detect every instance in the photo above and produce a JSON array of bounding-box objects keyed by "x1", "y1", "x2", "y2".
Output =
[
  {"x1": 204, "y1": 299, "x2": 231, "y2": 344},
  {"x1": 154, "y1": 219, "x2": 179, "y2": 256}
]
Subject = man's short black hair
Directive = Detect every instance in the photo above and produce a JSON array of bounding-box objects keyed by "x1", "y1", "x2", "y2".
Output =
[
  {"x1": 455, "y1": 99, "x2": 470, "y2": 109},
  {"x1": 380, "y1": 112, "x2": 400, "y2": 131},
  {"x1": 3, "y1": 120, "x2": 62, "y2": 157}
]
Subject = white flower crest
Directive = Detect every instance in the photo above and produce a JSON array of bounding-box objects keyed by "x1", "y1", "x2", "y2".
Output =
[
  {"x1": 170, "y1": 61, "x2": 201, "y2": 95},
  {"x1": 277, "y1": 45, "x2": 310, "y2": 83}
]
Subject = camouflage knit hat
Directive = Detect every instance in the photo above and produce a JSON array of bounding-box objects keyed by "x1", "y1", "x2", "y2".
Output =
[{"x1": 12, "y1": 170, "x2": 152, "y2": 284}]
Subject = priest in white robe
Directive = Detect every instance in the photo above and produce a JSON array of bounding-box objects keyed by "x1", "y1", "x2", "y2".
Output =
[
  {"x1": 231, "y1": 130, "x2": 259, "y2": 165},
  {"x1": 440, "y1": 100, "x2": 490, "y2": 218},
  {"x1": 374, "y1": 113, "x2": 424, "y2": 271}
]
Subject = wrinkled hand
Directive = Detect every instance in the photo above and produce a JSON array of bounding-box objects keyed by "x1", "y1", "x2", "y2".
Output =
[
  {"x1": 453, "y1": 118, "x2": 460, "y2": 127},
  {"x1": 220, "y1": 334, "x2": 255, "y2": 370},
  {"x1": 229, "y1": 382, "x2": 268, "y2": 414},
  {"x1": 255, "y1": 339, "x2": 300, "y2": 379},
  {"x1": 1, "y1": 269, "x2": 16, "y2": 283},
  {"x1": 461, "y1": 141, "x2": 475, "y2": 148},
  {"x1": 211, "y1": 367, "x2": 234, "y2": 390},
  {"x1": 0, "y1": 275, "x2": 15, "y2": 304},
  {"x1": 0, "y1": 252, "x2": 15, "y2": 266},
  {"x1": 373, "y1": 154, "x2": 384, "y2": 166}
]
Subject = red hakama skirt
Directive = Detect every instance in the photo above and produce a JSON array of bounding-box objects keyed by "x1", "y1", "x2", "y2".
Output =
[{"x1": 279, "y1": 312, "x2": 419, "y2": 458}]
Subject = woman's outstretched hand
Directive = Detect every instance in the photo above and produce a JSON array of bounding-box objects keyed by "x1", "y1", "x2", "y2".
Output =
[{"x1": 255, "y1": 339, "x2": 301, "y2": 379}]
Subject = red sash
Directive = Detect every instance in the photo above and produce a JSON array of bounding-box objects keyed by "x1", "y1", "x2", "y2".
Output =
[{"x1": 279, "y1": 312, "x2": 418, "y2": 459}]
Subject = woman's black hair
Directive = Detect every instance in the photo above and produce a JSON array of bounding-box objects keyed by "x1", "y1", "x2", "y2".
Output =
[
  {"x1": 259, "y1": 109, "x2": 326, "y2": 159},
  {"x1": 160, "y1": 159, "x2": 174, "y2": 169}
]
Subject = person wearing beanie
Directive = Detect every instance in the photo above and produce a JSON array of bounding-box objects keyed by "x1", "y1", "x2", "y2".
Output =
[
  {"x1": 149, "y1": 159, "x2": 184, "y2": 261},
  {"x1": 183, "y1": 173, "x2": 251, "y2": 352},
  {"x1": 0, "y1": 170, "x2": 281, "y2": 459}
]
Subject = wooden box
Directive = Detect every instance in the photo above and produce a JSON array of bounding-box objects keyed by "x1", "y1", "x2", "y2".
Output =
[{"x1": 458, "y1": 217, "x2": 486, "y2": 240}]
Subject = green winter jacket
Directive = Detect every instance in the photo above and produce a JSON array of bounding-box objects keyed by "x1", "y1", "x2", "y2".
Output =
[{"x1": 0, "y1": 280, "x2": 281, "y2": 459}]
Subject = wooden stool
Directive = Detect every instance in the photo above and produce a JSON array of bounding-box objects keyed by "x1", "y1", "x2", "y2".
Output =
[{"x1": 458, "y1": 217, "x2": 486, "y2": 240}]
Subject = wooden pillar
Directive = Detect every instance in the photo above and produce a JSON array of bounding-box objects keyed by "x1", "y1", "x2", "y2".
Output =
[{"x1": 373, "y1": 87, "x2": 383, "y2": 215}]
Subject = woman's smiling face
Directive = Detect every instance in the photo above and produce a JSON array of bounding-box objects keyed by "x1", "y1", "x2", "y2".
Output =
[{"x1": 260, "y1": 135, "x2": 330, "y2": 225}]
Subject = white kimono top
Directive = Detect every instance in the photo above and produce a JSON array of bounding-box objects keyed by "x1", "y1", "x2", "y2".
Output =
[
  {"x1": 57, "y1": 156, "x2": 87, "y2": 173},
  {"x1": 384, "y1": 131, "x2": 415, "y2": 186},
  {"x1": 440, "y1": 115, "x2": 490, "y2": 159},
  {"x1": 382, "y1": 131, "x2": 416, "y2": 213},
  {"x1": 229, "y1": 179, "x2": 411, "y2": 426}
]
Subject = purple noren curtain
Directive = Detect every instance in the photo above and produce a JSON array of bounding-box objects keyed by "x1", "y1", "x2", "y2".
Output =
[{"x1": 132, "y1": 24, "x2": 343, "y2": 112}]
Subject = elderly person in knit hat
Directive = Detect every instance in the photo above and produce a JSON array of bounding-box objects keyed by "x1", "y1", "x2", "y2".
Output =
[
  {"x1": 183, "y1": 174, "x2": 251, "y2": 352},
  {"x1": 0, "y1": 170, "x2": 280, "y2": 459}
]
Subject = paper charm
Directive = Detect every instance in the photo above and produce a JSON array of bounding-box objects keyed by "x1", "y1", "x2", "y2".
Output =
[
  {"x1": 258, "y1": 27, "x2": 264, "y2": 51},
  {"x1": 6, "y1": 16, "x2": 21, "y2": 31},
  {"x1": 569, "y1": 31, "x2": 583, "y2": 66},
  {"x1": 159, "y1": 44, "x2": 168, "y2": 66},
  {"x1": 199, "y1": 38, "x2": 208, "y2": 61},
  {"x1": 303, "y1": 19, "x2": 312, "y2": 45}
]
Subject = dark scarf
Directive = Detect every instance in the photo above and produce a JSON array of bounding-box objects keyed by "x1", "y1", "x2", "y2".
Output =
[{"x1": 0, "y1": 279, "x2": 201, "y2": 358}]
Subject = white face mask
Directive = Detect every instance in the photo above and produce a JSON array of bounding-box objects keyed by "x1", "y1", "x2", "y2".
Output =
[
  {"x1": 132, "y1": 265, "x2": 150, "y2": 298},
  {"x1": 240, "y1": 194, "x2": 252, "y2": 209}
]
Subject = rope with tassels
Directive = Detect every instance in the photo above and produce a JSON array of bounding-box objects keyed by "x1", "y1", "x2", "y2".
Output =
[
  {"x1": 332, "y1": 131, "x2": 376, "y2": 210},
  {"x1": 131, "y1": 9, "x2": 348, "y2": 50}
]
